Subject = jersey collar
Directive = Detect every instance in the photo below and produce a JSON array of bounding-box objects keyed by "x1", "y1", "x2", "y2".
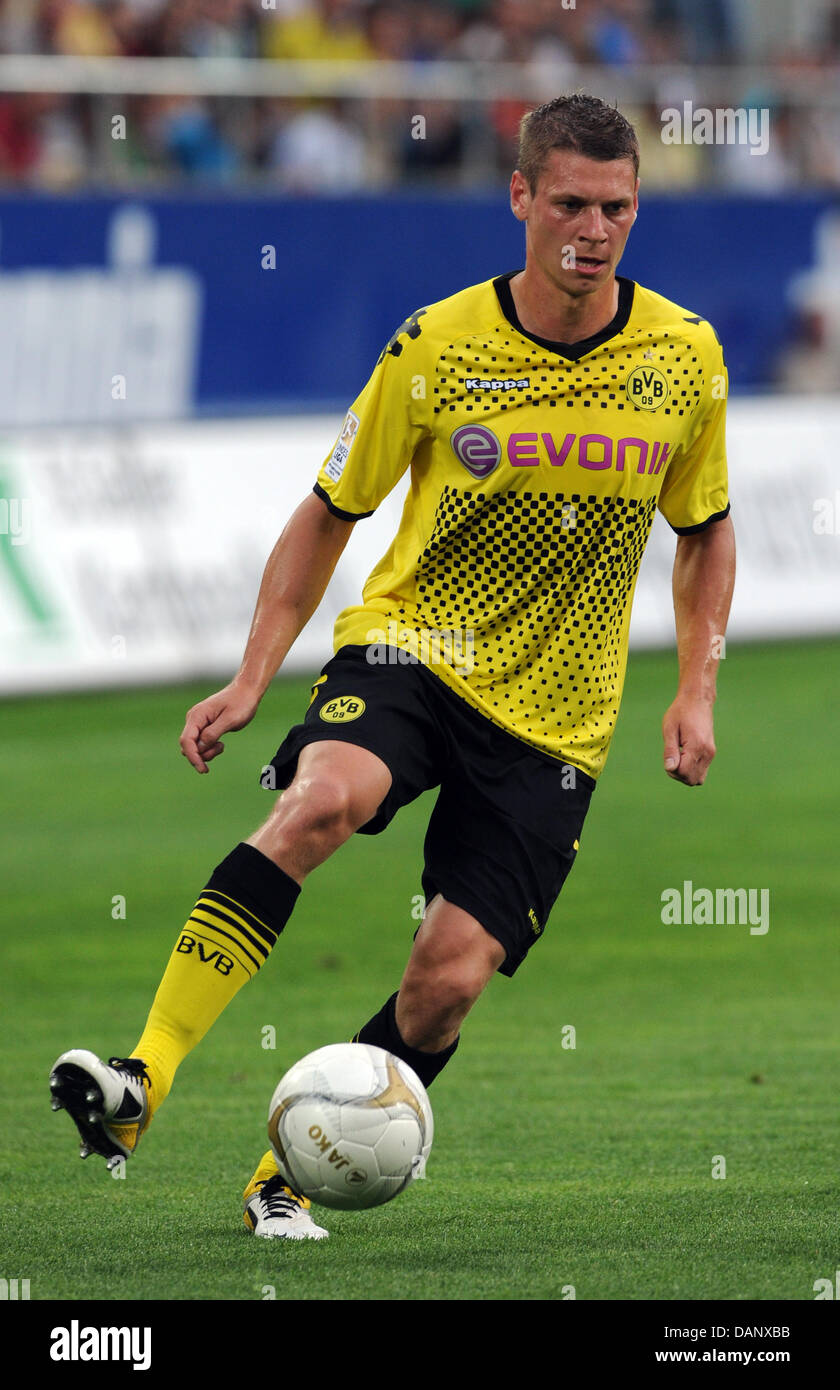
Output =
[{"x1": 493, "y1": 270, "x2": 635, "y2": 362}]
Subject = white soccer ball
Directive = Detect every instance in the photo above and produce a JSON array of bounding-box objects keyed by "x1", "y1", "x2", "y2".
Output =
[{"x1": 267, "y1": 1042, "x2": 433, "y2": 1210}]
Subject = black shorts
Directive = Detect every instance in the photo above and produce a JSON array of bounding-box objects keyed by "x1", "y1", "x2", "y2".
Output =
[{"x1": 264, "y1": 645, "x2": 595, "y2": 977}]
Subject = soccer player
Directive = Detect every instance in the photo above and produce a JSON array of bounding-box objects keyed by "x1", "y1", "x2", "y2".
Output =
[{"x1": 50, "y1": 95, "x2": 735, "y2": 1240}]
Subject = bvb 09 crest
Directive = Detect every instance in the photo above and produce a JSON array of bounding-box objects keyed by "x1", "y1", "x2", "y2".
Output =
[{"x1": 626, "y1": 365, "x2": 668, "y2": 411}]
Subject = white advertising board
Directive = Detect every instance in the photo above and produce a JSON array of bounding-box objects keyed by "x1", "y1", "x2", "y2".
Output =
[{"x1": 1, "y1": 399, "x2": 838, "y2": 695}]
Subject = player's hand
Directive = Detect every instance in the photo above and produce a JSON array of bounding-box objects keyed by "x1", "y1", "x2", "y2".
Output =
[
  {"x1": 179, "y1": 680, "x2": 262, "y2": 773},
  {"x1": 662, "y1": 695, "x2": 716, "y2": 786}
]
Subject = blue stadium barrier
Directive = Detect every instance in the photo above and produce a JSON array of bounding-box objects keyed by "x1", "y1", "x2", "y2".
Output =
[{"x1": 0, "y1": 191, "x2": 832, "y2": 423}]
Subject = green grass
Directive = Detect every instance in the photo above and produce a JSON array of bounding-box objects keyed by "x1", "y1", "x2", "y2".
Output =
[{"x1": 1, "y1": 637, "x2": 838, "y2": 1300}]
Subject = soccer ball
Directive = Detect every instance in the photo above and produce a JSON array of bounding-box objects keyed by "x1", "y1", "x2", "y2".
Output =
[{"x1": 267, "y1": 1042, "x2": 433, "y2": 1210}]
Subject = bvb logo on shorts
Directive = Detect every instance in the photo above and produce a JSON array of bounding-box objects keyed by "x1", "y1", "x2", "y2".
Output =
[
  {"x1": 319, "y1": 696, "x2": 366, "y2": 724},
  {"x1": 625, "y1": 365, "x2": 668, "y2": 411}
]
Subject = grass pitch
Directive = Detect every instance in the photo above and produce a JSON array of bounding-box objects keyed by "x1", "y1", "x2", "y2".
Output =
[{"x1": 1, "y1": 638, "x2": 837, "y2": 1301}]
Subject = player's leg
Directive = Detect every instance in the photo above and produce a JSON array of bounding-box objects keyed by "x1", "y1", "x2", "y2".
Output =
[
  {"x1": 247, "y1": 672, "x2": 596, "y2": 1235},
  {"x1": 50, "y1": 740, "x2": 391, "y2": 1171},
  {"x1": 244, "y1": 740, "x2": 391, "y2": 876},
  {"x1": 131, "y1": 739, "x2": 391, "y2": 1099},
  {"x1": 245, "y1": 893, "x2": 501, "y2": 1234},
  {"x1": 347, "y1": 675, "x2": 598, "y2": 1107},
  {"x1": 353, "y1": 893, "x2": 505, "y2": 1076},
  {"x1": 395, "y1": 895, "x2": 506, "y2": 1047},
  {"x1": 246, "y1": 895, "x2": 502, "y2": 1239}
]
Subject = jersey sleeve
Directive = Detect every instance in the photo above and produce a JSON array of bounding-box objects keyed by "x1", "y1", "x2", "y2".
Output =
[
  {"x1": 657, "y1": 328, "x2": 730, "y2": 534},
  {"x1": 314, "y1": 313, "x2": 431, "y2": 521}
]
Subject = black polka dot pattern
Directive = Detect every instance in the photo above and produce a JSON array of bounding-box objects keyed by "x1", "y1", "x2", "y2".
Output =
[
  {"x1": 412, "y1": 485, "x2": 658, "y2": 767},
  {"x1": 433, "y1": 327, "x2": 703, "y2": 419}
]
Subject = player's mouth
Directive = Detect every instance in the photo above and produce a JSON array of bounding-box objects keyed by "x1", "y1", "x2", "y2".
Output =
[{"x1": 572, "y1": 256, "x2": 607, "y2": 276}]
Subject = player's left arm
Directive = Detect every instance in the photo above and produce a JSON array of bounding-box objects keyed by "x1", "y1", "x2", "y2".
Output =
[{"x1": 663, "y1": 513, "x2": 735, "y2": 786}]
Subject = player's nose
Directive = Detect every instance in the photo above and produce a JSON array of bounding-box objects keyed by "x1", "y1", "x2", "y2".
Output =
[{"x1": 577, "y1": 208, "x2": 608, "y2": 241}]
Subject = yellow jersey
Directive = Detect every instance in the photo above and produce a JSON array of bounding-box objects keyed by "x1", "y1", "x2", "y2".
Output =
[{"x1": 314, "y1": 272, "x2": 729, "y2": 780}]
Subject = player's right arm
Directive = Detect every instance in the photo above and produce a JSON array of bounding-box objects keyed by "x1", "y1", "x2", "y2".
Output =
[
  {"x1": 179, "y1": 491, "x2": 355, "y2": 773},
  {"x1": 181, "y1": 305, "x2": 431, "y2": 773}
]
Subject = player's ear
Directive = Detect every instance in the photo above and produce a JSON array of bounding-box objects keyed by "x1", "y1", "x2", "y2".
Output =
[{"x1": 510, "y1": 169, "x2": 529, "y2": 222}]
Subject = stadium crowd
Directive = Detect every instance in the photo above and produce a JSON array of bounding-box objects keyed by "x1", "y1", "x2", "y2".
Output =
[{"x1": 0, "y1": 0, "x2": 839, "y2": 188}]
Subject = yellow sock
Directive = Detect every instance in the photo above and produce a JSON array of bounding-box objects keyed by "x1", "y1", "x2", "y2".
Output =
[
  {"x1": 243, "y1": 1149, "x2": 282, "y2": 1202},
  {"x1": 131, "y1": 844, "x2": 299, "y2": 1116},
  {"x1": 243, "y1": 1149, "x2": 312, "y2": 1220}
]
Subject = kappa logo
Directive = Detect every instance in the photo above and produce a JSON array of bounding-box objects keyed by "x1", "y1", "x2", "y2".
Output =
[
  {"x1": 465, "y1": 375, "x2": 531, "y2": 392},
  {"x1": 319, "y1": 695, "x2": 366, "y2": 724},
  {"x1": 626, "y1": 365, "x2": 669, "y2": 411},
  {"x1": 175, "y1": 933, "x2": 235, "y2": 975}
]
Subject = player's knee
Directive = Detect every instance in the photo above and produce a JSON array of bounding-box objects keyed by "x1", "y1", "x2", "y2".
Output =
[
  {"x1": 401, "y1": 957, "x2": 483, "y2": 1021},
  {"x1": 407, "y1": 917, "x2": 503, "y2": 999},
  {"x1": 397, "y1": 968, "x2": 479, "y2": 1050},
  {"x1": 274, "y1": 773, "x2": 357, "y2": 844}
]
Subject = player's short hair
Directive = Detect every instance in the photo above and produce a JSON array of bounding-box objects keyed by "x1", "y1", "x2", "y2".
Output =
[{"x1": 517, "y1": 94, "x2": 639, "y2": 192}]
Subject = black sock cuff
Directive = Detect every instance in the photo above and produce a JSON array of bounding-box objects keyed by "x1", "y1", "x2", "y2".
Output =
[
  {"x1": 205, "y1": 842, "x2": 300, "y2": 940},
  {"x1": 356, "y1": 992, "x2": 459, "y2": 1090}
]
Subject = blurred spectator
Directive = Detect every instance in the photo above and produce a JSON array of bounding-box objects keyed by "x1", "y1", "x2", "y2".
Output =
[
  {"x1": 0, "y1": 94, "x2": 46, "y2": 178},
  {"x1": 631, "y1": 101, "x2": 707, "y2": 189},
  {"x1": 0, "y1": 0, "x2": 41, "y2": 50},
  {"x1": 410, "y1": 2, "x2": 463, "y2": 61},
  {"x1": 146, "y1": 95, "x2": 240, "y2": 178},
  {"x1": 398, "y1": 98, "x2": 463, "y2": 180},
  {"x1": 0, "y1": 91, "x2": 87, "y2": 184},
  {"x1": 714, "y1": 101, "x2": 799, "y2": 191},
  {"x1": 107, "y1": 1, "x2": 164, "y2": 56},
  {"x1": 268, "y1": 97, "x2": 367, "y2": 188},
  {"x1": 775, "y1": 208, "x2": 840, "y2": 392},
  {"x1": 262, "y1": 0, "x2": 373, "y2": 60},
  {"x1": 587, "y1": 0, "x2": 648, "y2": 66},
  {"x1": 38, "y1": 0, "x2": 121, "y2": 54},
  {"x1": 365, "y1": 2, "x2": 413, "y2": 59},
  {"x1": 167, "y1": 0, "x2": 259, "y2": 56},
  {"x1": 0, "y1": 0, "x2": 839, "y2": 193},
  {"x1": 652, "y1": 0, "x2": 738, "y2": 62},
  {"x1": 775, "y1": 307, "x2": 840, "y2": 393}
]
